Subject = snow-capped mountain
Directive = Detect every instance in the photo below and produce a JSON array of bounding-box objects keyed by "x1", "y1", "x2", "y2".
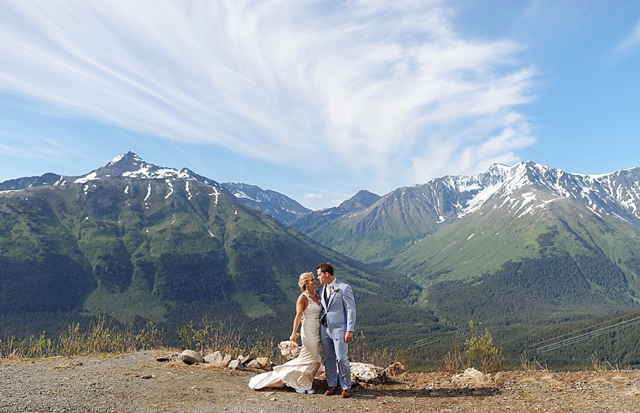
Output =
[
  {"x1": 300, "y1": 161, "x2": 640, "y2": 264},
  {"x1": 445, "y1": 161, "x2": 640, "y2": 221},
  {"x1": 0, "y1": 152, "x2": 428, "y2": 343},
  {"x1": 0, "y1": 152, "x2": 311, "y2": 225},
  {"x1": 0, "y1": 152, "x2": 223, "y2": 192},
  {"x1": 221, "y1": 182, "x2": 310, "y2": 224}
]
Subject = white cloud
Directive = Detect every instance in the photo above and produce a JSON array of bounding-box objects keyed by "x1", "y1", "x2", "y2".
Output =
[
  {"x1": 304, "y1": 193, "x2": 323, "y2": 199},
  {"x1": 0, "y1": 0, "x2": 537, "y2": 191},
  {"x1": 612, "y1": 18, "x2": 640, "y2": 62}
]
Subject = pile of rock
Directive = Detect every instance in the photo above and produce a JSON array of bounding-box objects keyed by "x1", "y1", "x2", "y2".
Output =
[
  {"x1": 165, "y1": 350, "x2": 408, "y2": 386},
  {"x1": 158, "y1": 349, "x2": 273, "y2": 372}
]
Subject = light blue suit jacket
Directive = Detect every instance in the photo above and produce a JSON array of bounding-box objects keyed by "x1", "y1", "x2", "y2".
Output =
[{"x1": 320, "y1": 279, "x2": 356, "y2": 340}]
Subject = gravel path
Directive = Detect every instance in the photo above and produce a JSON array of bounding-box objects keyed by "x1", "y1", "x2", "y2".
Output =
[{"x1": 2, "y1": 351, "x2": 640, "y2": 412}]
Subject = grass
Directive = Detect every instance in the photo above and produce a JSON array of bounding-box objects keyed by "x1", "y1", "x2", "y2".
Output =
[
  {"x1": 2, "y1": 313, "x2": 636, "y2": 377},
  {"x1": 0, "y1": 312, "x2": 164, "y2": 359}
]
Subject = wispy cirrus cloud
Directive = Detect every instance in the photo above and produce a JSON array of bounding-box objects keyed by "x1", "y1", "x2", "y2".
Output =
[
  {"x1": 0, "y1": 0, "x2": 537, "y2": 190},
  {"x1": 612, "y1": 18, "x2": 640, "y2": 62}
]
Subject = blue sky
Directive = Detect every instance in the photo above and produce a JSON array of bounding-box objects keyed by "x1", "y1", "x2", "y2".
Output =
[{"x1": 1, "y1": 0, "x2": 639, "y2": 210}]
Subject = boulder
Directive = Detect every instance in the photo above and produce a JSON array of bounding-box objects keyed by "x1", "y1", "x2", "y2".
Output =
[
  {"x1": 180, "y1": 350, "x2": 204, "y2": 365},
  {"x1": 228, "y1": 359, "x2": 244, "y2": 370},
  {"x1": 350, "y1": 362, "x2": 386, "y2": 384},
  {"x1": 240, "y1": 354, "x2": 255, "y2": 366},
  {"x1": 246, "y1": 357, "x2": 271, "y2": 370},
  {"x1": 204, "y1": 351, "x2": 229, "y2": 367},
  {"x1": 385, "y1": 362, "x2": 406, "y2": 377},
  {"x1": 452, "y1": 367, "x2": 487, "y2": 385}
]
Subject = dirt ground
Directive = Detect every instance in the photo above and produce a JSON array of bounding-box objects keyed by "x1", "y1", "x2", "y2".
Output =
[{"x1": 2, "y1": 350, "x2": 640, "y2": 412}]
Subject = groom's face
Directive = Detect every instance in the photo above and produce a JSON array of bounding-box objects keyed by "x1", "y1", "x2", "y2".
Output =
[{"x1": 317, "y1": 269, "x2": 331, "y2": 285}]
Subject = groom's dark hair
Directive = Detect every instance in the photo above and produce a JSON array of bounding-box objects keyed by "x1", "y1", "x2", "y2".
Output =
[{"x1": 316, "y1": 262, "x2": 334, "y2": 276}]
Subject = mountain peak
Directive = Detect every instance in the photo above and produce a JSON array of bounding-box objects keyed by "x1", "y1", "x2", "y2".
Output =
[
  {"x1": 107, "y1": 151, "x2": 144, "y2": 167},
  {"x1": 75, "y1": 152, "x2": 194, "y2": 183},
  {"x1": 338, "y1": 190, "x2": 381, "y2": 211}
]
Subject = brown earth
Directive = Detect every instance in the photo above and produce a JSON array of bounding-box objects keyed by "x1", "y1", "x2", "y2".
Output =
[{"x1": 1, "y1": 350, "x2": 640, "y2": 412}]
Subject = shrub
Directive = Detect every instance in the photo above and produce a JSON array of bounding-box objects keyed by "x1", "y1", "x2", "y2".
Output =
[
  {"x1": 350, "y1": 331, "x2": 401, "y2": 367},
  {"x1": 464, "y1": 321, "x2": 503, "y2": 373}
]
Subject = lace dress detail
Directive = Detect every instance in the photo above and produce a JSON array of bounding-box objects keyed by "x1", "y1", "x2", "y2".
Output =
[{"x1": 249, "y1": 293, "x2": 322, "y2": 391}]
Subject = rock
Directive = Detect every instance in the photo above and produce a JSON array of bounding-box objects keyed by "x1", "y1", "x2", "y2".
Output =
[
  {"x1": 228, "y1": 359, "x2": 244, "y2": 370},
  {"x1": 350, "y1": 362, "x2": 386, "y2": 384},
  {"x1": 494, "y1": 371, "x2": 507, "y2": 385},
  {"x1": 246, "y1": 357, "x2": 271, "y2": 370},
  {"x1": 240, "y1": 354, "x2": 255, "y2": 366},
  {"x1": 452, "y1": 368, "x2": 487, "y2": 385},
  {"x1": 385, "y1": 362, "x2": 406, "y2": 377},
  {"x1": 204, "y1": 351, "x2": 229, "y2": 367},
  {"x1": 180, "y1": 350, "x2": 204, "y2": 365}
]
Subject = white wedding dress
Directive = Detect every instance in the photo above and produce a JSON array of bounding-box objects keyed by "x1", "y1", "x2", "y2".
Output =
[{"x1": 249, "y1": 292, "x2": 321, "y2": 392}]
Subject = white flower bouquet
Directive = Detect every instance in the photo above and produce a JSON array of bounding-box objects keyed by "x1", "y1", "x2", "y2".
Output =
[{"x1": 278, "y1": 340, "x2": 300, "y2": 359}]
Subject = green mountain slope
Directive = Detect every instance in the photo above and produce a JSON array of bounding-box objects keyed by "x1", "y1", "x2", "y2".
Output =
[
  {"x1": 0, "y1": 153, "x2": 437, "y2": 344},
  {"x1": 299, "y1": 163, "x2": 640, "y2": 333},
  {"x1": 387, "y1": 188, "x2": 640, "y2": 329}
]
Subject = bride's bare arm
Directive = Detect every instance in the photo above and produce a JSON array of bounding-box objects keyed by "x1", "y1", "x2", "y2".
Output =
[{"x1": 290, "y1": 294, "x2": 309, "y2": 342}]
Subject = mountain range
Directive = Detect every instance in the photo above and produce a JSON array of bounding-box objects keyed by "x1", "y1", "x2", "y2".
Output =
[
  {"x1": 233, "y1": 161, "x2": 640, "y2": 330},
  {"x1": 0, "y1": 152, "x2": 435, "y2": 344},
  {"x1": 5, "y1": 153, "x2": 640, "y2": 367}
]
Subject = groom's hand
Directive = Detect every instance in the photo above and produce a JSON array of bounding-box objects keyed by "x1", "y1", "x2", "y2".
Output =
[{"x1": 344, "y1": 331, "x2": 353, "y2": 343}]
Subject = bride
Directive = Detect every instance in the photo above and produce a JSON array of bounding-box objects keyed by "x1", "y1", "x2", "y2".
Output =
[{"x1": 249, "y1": 272, "x2": 322, "y2": 394}]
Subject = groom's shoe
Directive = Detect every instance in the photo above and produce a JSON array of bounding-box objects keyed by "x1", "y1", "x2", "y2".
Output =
[
  {"x1": 324, "y1": 386, "x2": 336, "y2": 396},
  {"x1": 341, "y1": 389, "x2": 351, "y2": 398}
]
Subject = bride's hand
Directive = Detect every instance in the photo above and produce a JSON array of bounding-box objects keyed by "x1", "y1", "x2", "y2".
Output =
[{"x1": 289, "y1": 333, "x2": 297, "y2": 342}]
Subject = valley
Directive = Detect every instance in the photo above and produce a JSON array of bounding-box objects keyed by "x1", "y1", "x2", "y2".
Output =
[{"x1": 3, "y1": 153, "x2": 640, "y2": 369}]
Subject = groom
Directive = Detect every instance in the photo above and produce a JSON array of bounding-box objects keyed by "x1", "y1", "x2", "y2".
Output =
[{"x1": 317, "y1": 262, "x2": 356, "y2": 398}]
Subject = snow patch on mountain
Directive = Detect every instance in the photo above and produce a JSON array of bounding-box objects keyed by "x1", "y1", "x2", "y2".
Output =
[
  {"x1": 210, "y1": 187, "x2": 220, "y2": 205},
  {"x1": 144, "y1": 183, "x2": 152, "y2": 201},
  {"x1": 108, "y1": 153, "x2": 127, "y2": 165},
  {"x1": 165, "y1": 180, "x2": 174, "y2": 199},
  {"x1": 75, "y1": 172, "x2": 98, "y2": 184},
  {"x1": 461, "y1": 182, "x2": 503, "y2": 216}
]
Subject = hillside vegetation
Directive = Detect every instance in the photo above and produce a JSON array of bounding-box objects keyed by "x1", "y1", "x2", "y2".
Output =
[{"x1": 0, "y1": 153, "x2": 437, "y2": 347}]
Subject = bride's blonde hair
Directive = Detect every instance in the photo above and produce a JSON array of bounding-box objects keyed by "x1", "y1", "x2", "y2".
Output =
[{"x1": 298, "y1": 272, "x2": 314, "y2": 291}]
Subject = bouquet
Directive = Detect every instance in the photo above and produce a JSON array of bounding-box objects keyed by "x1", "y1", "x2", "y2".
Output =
[{"x1": 278, "y1": 340, "x2": 300, "y2": 359}]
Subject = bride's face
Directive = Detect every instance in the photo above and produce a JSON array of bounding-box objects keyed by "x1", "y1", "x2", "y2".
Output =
[{"x1": 305, "y1": 277, "x2": 317, "y2": 291}]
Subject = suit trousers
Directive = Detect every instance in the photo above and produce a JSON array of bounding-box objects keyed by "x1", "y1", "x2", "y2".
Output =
[{"x1": 321, "y1": 330, "x2": 351, "y2": 389}]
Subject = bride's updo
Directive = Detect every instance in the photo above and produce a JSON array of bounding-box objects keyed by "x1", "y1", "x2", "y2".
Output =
[{"x1": 298, "y1": 272, "x2": 314, "y2": 291}]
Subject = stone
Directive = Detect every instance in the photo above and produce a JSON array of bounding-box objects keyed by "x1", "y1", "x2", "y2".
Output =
[
  {"x1": 180, "y1": 350, "x2": 204, "y2": 365},
  {"x1": 350, "y1": 362, "x2": 386, "y2": 384},
  {"x1": 240, "y1": 354, "x2": 255, "y2": 366},
  {"x1": 452, "y1": 368, "x2": 487, "y2": 385},
  {"x1": 246, "y1": 357, "x2": 271, "y2": 370},
  {"x1": 385, "y1": 362, "x2": 406, "y2": 377},
  {"x1": 204, "y1": 351, "x2": 229, "y2": 367},
  {"x1": 228, "y1": 359, "x2": 244, "y2": 370}
]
